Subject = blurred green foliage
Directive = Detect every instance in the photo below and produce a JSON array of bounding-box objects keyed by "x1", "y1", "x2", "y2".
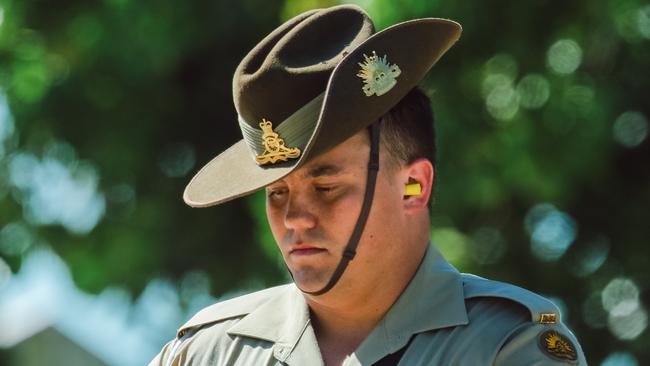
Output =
[{"x1": 1, "y1": 0, "x2": 649, "y2": 363}]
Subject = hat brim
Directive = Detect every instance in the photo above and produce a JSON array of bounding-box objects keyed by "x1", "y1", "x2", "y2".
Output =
[{"x1": 184, "y1": 18, "x2": 461, "y2": 207}]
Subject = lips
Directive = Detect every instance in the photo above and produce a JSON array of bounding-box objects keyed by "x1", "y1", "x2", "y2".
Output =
[
  {"x1": 291, "y1": 248, "x2": 327, "y2": 256},
  {"x1": 289, "y1": 244, "x2": 327, "y2": 256}
]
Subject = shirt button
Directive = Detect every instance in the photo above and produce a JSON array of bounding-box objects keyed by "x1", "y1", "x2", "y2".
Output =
[{"x1": 273, "y1": 346, "x2": 288, "y2": 360}]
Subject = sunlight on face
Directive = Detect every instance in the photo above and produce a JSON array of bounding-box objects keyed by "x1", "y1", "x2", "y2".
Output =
[
  {"x1": 264, "y1": 128, "x2": 427, "y2": 300},
  {"x1": 265, "y1": 133, "x2": 370, "y2": 292}
]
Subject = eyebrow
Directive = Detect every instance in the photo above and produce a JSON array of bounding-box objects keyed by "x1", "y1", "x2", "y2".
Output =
[{"x1": 306, "y1": 164, "x2": 344, "y2": 178}]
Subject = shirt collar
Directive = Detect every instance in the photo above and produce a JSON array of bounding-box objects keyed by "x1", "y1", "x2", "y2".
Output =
[
  {"x1": 227, "y1": 284, "x2": 323, "y2": 364},
  {"x1": 227, "y1": 245, "x2": 468, "y2": 364},
  {"x1": 349, "y1": 245, "x2": 468, "y2": 364},
  {"x1": 227, "y1": 284, "x2": 310, "y2": 346}
]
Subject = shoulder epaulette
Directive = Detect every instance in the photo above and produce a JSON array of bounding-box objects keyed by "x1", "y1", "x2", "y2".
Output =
[
  {"x1": 461, "y1": 273, "x2": 561, "y2": 325},
  {"x1": 176, "y1": 284, "x2": 291, "y2": 337}
]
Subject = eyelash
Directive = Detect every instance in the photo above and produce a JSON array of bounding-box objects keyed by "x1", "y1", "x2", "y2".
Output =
[
  {"x1": 315, "y1": 186, "x2": 335, "y2": 193},
  {"x1": 267, "y1": 185, "x2": 337, "y2": 200},
  {"x1": 267, "y1": 188, "x2": 287, "y2": 199}
]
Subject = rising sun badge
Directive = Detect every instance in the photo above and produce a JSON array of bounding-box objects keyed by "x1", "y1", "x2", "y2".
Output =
[
  {"x1": 255, "y1": 119, "x2": 301, "y2": 165},
  {"x1": 356, "y1": 51, "x2": 401, "y2": 97},
  {"x1": 538, "y1": 330, "x2": 578, "y2": 363}
]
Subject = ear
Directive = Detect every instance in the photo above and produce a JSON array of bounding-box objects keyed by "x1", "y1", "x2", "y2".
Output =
[{"x1": 402, "y1": 158, "x2": 434, "y2": 214}]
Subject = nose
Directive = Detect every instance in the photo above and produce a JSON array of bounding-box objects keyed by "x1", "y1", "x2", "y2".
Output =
[{"x1": 284, "y1": 194, "x2": 317, "y2": 232}]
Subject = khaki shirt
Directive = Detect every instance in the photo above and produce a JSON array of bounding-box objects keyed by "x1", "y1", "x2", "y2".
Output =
[{"x1": 150, "y1": 246, "x2": 587, "y2": 365}]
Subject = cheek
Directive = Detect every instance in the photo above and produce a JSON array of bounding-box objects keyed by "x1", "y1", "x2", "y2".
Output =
[
  {"x1": 320, "y1": 189, "x2": 365, "y2": 226},
  {"x1": 362, "y1": 181, "x2": 404, "y2": 242}
]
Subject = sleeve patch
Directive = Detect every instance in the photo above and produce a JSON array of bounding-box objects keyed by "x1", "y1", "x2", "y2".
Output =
[{"x1": 537, "y1": 330, "x2": 578, "y2": 363}]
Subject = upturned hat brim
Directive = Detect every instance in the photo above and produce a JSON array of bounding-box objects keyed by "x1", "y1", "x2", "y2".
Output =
[{"x1": 184, "y1": 17, "x2": 461, "y2": 208}]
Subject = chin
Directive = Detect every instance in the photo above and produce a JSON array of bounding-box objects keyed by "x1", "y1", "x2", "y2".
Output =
[{"x1": 290, "y1": 267, "x2": 331, "y2": 291}]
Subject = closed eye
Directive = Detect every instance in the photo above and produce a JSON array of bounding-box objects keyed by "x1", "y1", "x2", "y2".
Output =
[
  {"x1": 315, "y1": 186, "x2": 336, "y2": 193},
  {"x1": 267, "y1": 188, "x2": 287, "y2": 199}
]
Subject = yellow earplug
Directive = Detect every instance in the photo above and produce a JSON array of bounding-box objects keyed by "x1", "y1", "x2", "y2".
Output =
[{"x1": 404, "y1": 183, "x2": 422, "y2": 196}]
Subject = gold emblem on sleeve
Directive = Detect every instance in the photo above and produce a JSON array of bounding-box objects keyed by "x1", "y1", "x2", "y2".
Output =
[{"x1": 538, "y1": 330, "x2": 578, "y2": 362}]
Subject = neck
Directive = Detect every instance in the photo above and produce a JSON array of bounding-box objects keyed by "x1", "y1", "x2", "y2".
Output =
[
  {"x1": 304, "y1": 218, "x2": 431, "y2": 365},
  {"x1": 306, "y1": 291, "x2": 392, "y2": 365},
  {"x1": 308, "y1": 293, "x2": 388, "y2": 340},
  {"x1": 305, "y1": 242, "x2": 428, "y2": 364}
]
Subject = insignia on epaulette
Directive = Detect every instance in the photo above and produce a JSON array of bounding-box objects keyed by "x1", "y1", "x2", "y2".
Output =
[
  {"x1": 357, "y1": 51, "x2": 401, "y2": 97},
  {"x1": 255, "y1": 119, "x2": 301, "y2": 165},
  {"x1": 539, "y1": 313, "x2": 558, "y2": 324},
  {"x1": 538, "y1": 330, "x2": 578, "y2": 363}
]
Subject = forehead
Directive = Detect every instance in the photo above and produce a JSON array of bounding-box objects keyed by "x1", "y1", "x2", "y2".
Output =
[{"x1": 279, "y1": 130, "x2": 370, "y2": 181}]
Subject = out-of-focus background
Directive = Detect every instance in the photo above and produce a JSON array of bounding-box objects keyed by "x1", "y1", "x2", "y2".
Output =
[{"x1": 0, "y1": 0, "x2": 648, "y2": 364}]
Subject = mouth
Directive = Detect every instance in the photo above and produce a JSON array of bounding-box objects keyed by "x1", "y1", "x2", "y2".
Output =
[{"x1": 289, "y1": 244, "x2": 327, "y2": 256}]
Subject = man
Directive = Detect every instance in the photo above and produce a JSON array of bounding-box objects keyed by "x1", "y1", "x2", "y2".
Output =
[{"x1": 151, "y1": 5, "x2": 586, "y2": 365}]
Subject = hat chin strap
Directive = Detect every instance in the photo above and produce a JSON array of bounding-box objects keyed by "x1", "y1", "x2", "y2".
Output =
[{"x1": 296, "y1": 123, "x2": 380, "y2": 296}]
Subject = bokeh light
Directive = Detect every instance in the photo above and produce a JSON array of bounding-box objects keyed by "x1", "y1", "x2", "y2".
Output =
[
  {"x1": 180, "y1": 271, "x2": 210, "y2": 300},
  {"x1": 469, "y1": 226, "x2": 506, "y2": 264},
  {"x1": 0, "y1": 6, "x2": 5, "y2": 28},
  {"x1": 107, "y1": 183, "x2": 136, "y2": 204},
  {"x1": 571, "y1": 236, "x2": 610, "y2": 277},
  {"x1": 516, "y1": 74, "x2": 550, "y2": 109},
  {"x1": 431, "y1": 227, "x2": 467, "y2": 264},
  {"x1": 614, "y1": 3, "x2": 647, "y2": 42},
  {"x1": 11, "y1": 55, "x2": 51, "y2": 103},
  {"x1": 484, "y1": 53, "x2": 519, "y2": 81},
  {"x1": 602, "y1": 277, "x2": 647, "y2": 341},
  {"x1": 67, "y1": 14, "x2": 104, "y2": 50},
  {"x1": 601, "y1": 352, "x2": 639, "y2": 366},
  {"x1": 608, "y1": 306, "x2": 648, "y2": 341},
  {"x1": 482, "y1": 54, "x2": 520, "y2": 121},
  {"x1": 0, "y1": 222, "x2": 34, "y2": 257},
  {"x1": 14, "y1": 32, "x2": 46, "y2": 61},
  {"x1": 0, "y1": 90, "x2": 15, "y2": 157},
  {"x1": 583, "y1": 291, "x2": 608, "y2": 329},
  {"x1": 106, "y1": 183, "x2": 137, "y2": 220},
  {"x1": 179, "y1": 270, "x2": 217, "y2": 315},
  {"x1": 602, "y1": 278, "x2": 640, "y2": 317},
  {"x1": 158, "y1": 142, "x2": 196, "y2": 178},
  {"x1": 45, "y1": 53, "x2": 71, "y2": 86},
  {"x1": 0, "y1": 256, "x2": 11, "y2": 288},
  {"x1": 0, "y1": 248, "x2": 185, "y2": 364},
  {"x1": 547, "y1": 39, "x2": 582, "y2": 75},
  {"x1": 525, "y1": 203, "x2": 577, "y2": 261},
  {"x1": 8, "y1": 148, "x2": 106, "y2": 235},
  {"x1": 486, "y1": 80, "x2": 519, "y2": 121},
  {"x1": 132, "y1": 278, "x2": 183, "y2": 335},
  {"x1": 44, "y1": 140, "x2": 77, "y2": 165},
  {"x1": 613, "y1": 111, "x2": 648, "y2": 148},
  {"x1": 7, "y1": 152, "x2": 38, "y2": 189},
  {"x1": 564, "y1": 85, "x2": 595, "y2": 113},
  {"x1": 639, "y1": 5, "x2": 650, "y2": 39}
]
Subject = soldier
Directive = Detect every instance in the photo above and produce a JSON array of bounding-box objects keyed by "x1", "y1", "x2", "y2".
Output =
[{"x1": 151, "y1": 5, "x2": 586, "y2": 365}]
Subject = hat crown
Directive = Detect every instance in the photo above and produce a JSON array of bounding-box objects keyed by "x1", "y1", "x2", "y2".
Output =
[{"x1": 233, "y1": 5, "x2": 375, "y2": 128}]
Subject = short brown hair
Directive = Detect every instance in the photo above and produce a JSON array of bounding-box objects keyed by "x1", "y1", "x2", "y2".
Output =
[
  {"x1": 378, "y1": 87, "x2": 436, "y2": 207},
  {"x1": 378, "y1": 87, "x2": 436, "y2": 167}
]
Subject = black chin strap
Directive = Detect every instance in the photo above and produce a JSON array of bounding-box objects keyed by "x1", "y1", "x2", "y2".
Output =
[{"x1": 298, "y1": 123, "x2": 380, "y2": 296}]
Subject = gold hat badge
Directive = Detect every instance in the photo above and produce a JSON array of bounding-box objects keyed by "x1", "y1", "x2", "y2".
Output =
[
  {"x1": 255, "y1": 119, "x2": 301, "y2": 165},
  {"x1": 357, "y1": 51, "x2": 401, "y2": 97}
]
